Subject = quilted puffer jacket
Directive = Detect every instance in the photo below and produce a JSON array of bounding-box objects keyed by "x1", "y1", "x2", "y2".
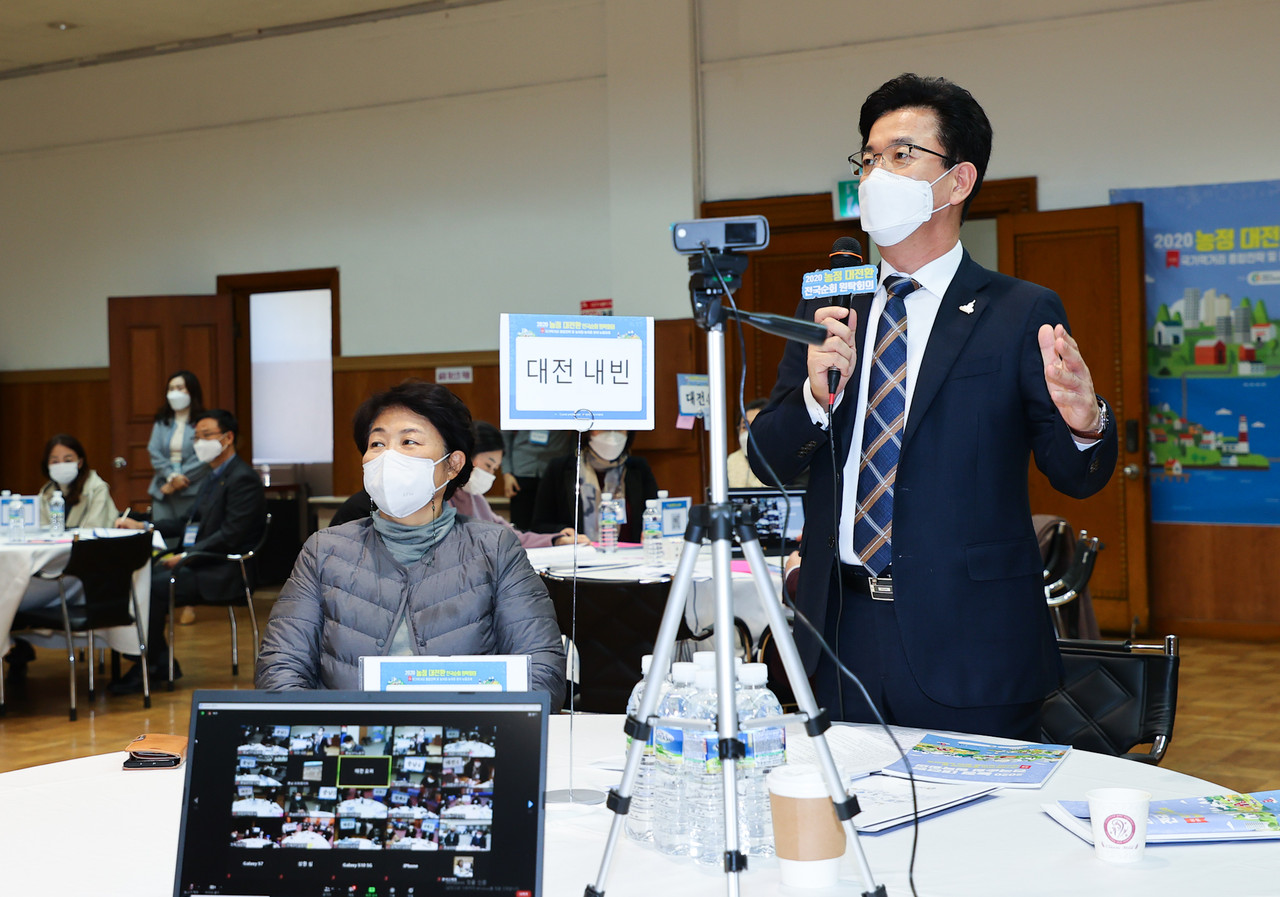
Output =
[{"x1": 255, "y1": 516, "x2": 565, "y2": 707}]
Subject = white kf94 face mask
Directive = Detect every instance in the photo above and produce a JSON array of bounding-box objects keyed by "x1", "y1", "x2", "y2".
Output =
[
  {"x1": 590, "y1": 431, "x2": 628, "y2": 461},
  {"x1": 193, "y1": 438, "x2": 224, "y2": 465},
  {"x1": 48, "y1": 461, "x2": 80, "y2": 486},
  {"x1": 857, "y1": 164, "x2": 957, "y2": 246},
  {"x1": 462, "y1": 467, "x2": 496, "y2": 496},
  {"x1": 363, "y1": 448, "x2": 446, "y2": 518},
  {"x1": 167, "y1": 390, "x2": 191, "y2": 411}
]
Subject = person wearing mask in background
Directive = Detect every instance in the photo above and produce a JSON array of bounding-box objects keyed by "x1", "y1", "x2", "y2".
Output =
[
  {"x1": 147, "y1": 372, "x2": 211, "y2": 622},
  {"x1": 254, "y1": 380, "x2": 566, "y2": 707},
  {"x1": 327, "y1": 422, "x2": 587, "y2": 548},
  {"x1": 531, "y1": 429, "x2": 659, "y2": 544},
  {"x1": 500, "y1": 429, "x2": 576, "y2": 531},
  {"x1": 448, "y1": 421, "x2": 587, "y2": 547},
  {"x1": 147, "y1": 370, "x2": 210, "y2": 529},
  {"x1": 114, "y1": 408, "x2": 267, "y2": 693},
  {"x1": 6, "y1": 434, "x2": 124, "y2": 686},
  {"x1": 726, "y1": 399, "x2": 768, "y2": 488},
  {"x1": 37, "y1": 433, "x2": 119, "y2": 530}
]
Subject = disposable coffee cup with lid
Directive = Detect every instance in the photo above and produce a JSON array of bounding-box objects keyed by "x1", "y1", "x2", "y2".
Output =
[{"x1": 767, "y1": 764, "x2": 847, "y2": 888}]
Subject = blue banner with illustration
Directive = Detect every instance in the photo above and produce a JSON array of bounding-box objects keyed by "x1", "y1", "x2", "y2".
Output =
[{"x1": 1111, "y1": 180, "x2": 1280, "y2": 525}]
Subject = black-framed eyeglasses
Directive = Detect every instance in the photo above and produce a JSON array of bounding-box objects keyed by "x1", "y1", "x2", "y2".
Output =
[{"x1": 849, "y1": 142, "x2": 952, "y2": 177}]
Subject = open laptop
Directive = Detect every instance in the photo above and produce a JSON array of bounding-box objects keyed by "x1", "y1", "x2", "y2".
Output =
[
  {"x1": 174, "y1": 689, "x2": 549, "y2": 897},
  {"x1": 726, "y1": 487, "x2": 805, "y2": 555}
]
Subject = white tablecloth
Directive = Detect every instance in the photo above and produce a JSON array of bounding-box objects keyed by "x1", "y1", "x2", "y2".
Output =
[
  {"x1": 0, "y1": 528, "x2": 153, "y2": 657},
  {"x1": 3, "y1": 714, "x2": 1276, "y2": 896}
]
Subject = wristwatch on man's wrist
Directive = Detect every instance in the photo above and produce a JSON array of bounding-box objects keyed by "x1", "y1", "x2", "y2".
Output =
[{"x1": 1069, "y1": 396, "x2": 1108, "y2": 440}]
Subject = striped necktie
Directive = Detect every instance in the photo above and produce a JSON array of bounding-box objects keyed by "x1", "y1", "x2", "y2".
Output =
[{"x1": 852, "y1": 274, "x2": 918, "y2": 575}]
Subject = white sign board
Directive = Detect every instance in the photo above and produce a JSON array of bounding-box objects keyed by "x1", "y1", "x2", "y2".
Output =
[{"x1": 499, "y1": 314, "x2": 655, "y2": 430}]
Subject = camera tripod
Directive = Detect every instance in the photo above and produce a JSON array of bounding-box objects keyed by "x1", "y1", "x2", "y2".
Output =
[{"x1": 583, "y1": 249, "x2": 887, "y2": 896}]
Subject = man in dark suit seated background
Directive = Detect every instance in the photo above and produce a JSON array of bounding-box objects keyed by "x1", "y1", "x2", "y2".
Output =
[
  {"x1": 749, "y1": 73, "x2": 1118, "y2": 740},
  {"x1": 113, "y1": 408, "x2": 266, "y2": 693}
]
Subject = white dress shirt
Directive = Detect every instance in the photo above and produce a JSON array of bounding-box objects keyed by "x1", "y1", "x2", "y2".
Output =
[{"x1": 804, "y1": 241, "x2": 961, "y2": 565}]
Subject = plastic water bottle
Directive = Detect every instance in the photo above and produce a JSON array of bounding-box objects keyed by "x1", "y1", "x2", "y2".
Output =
[
  {"x1": 8, "y1": 493, "x2": 25, "y2": 543},
  {"x1": 642, "y1": 499, "x2": 664, "y2": 566},
  {"x1": 652, "y1": 662, "x2": 696, "y2": 855},
  {"x1": 599, "y1": 492, "x2": 618, "y2": 554},
  {"x1": 686, "y1": 667, "x2": 725, "y2": 866},
  {"x1": 49, "y1": 490, "x2": 66, "y2": 536},
  {"x1": 736, "y1": 662, "x2": 785, "y2": 856},
  {"x1": 625, "y1": 655, "x2": 658, "y2": 842},
  {"x1": 657, "y1": 490, "x2": 681, "y2": 565},
  {"x1": 1, "y1": 490, "x2": 10, "y2": 538}
]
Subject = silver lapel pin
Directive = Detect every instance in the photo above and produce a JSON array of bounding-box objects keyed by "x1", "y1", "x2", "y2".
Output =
[{"x1": 959, "y1": 299, "x2": 976, "y2": 315}]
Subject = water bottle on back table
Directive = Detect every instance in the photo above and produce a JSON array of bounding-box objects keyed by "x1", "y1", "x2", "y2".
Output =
[
  {"x1": 599, "y1": 492, "x2": 619, "y2": 553},
  {"x1": 8, "y1": 493, "x2": 26, "y2": 543},
  {"x1": 49, "y1": 490, "x2": 66, "y2": 536},
  {"x1": 642, "y1": 499, "x2": 663, "y2": 566}
]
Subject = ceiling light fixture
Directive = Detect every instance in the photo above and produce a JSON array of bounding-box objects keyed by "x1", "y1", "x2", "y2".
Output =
[{"x1": 47, "y1": 22, "x2": 78, "y2": 32}]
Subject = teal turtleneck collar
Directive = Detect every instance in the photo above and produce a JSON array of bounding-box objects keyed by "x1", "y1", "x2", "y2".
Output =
[{"x1": 370, "y1": 503, "x2": 457, "y2": 565}]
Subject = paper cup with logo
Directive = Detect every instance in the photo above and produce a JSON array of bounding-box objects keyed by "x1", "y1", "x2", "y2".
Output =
[
  {"x1": 767, "y1": 764, "x2": 847, "y2": 888},
  {"x1": 1086, "y1": 788, "x2": 1151, "y2": 863}
]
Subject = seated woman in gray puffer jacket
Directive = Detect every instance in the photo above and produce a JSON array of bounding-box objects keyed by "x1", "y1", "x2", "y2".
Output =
[{"x1": 255, "y1": 380, "x2": 566, "y2": 708}]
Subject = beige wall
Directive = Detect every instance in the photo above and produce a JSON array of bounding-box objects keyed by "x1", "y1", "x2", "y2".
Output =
[{"x1": 1, "y1": 0, "x2": 1277, "y2": 369}]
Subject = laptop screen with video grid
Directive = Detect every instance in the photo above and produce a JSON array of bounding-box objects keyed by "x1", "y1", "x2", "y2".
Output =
[
  {"x1": 174, "y1": 689, "x2": 548, "y2": 897},
  {"x1": 726, "y1": 488, "x2": 804, "y2": 554}
]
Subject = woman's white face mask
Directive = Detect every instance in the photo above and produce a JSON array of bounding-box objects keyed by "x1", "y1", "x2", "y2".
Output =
[
  {"x1": 857, "y1": 164, "x2": 957, "y2": 246},
  {"x1": 462, "y1": 467, "x2": 496, "y2": 496},
  {"x1": 363, "y1": 448, "x2": 446, "y2": 518},
  {"x1": 167, "y1": 390, "x2": 191, "y2": 411},
  {"x1": 590, "y1": 431, "x2": 628, "y2": 461},
  {"x1": 48, "y1": 461, "x2": 80, "y2": 486}
]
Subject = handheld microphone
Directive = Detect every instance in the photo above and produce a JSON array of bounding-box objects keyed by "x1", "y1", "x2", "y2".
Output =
[{"x1": 806, "y1": 237, "x2": 876, "y2": 408}]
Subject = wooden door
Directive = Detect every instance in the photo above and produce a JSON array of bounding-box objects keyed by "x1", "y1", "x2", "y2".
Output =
[
  {"x1": 999, "y1": 203, "x2": 1151, "y2": 634},
  {"x1": 702, "y1": 195, "x2": 868, "y2": 409},
  {"x1": 107, "y1": 295, "x2": 236, "y2": 511}
]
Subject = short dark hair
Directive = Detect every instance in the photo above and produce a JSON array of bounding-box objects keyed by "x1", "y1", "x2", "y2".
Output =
[
  {"x1": 858, "y1": 73, "x2": 992, "y2": 220},
  {"x1": 154, "y1": 370, "x2": 206, "y2": 424},
  {"x1": 472, "y1": 421, "x2": 505, "y2": 456},
  {"x1": 197, "y1": 409, "x2": 239, "y2": 442},
  {"x1": 41, "y1": 433, "x2": 91, "y2": 508},
  {"x1": 351, "y1": 380, "x2": 474, "y2": 500}
]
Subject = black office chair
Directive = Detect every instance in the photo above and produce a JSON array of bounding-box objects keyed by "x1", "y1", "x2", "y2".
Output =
[
  {"x1": 166, "y1": 512, "x2": 271, "y2": 688},
  {"x1": 10, "y1": 530, "x2": 154, "y2": 720},
  {"x1": 1044, "y1": 530, "x2": 1103, "y2": 639},
  {"x1": 1040, "y1": 635, "x2": 1180, "y2": 764},
  {"x1": 541, "y1": 573, "x2": 751, "y2": 713}
]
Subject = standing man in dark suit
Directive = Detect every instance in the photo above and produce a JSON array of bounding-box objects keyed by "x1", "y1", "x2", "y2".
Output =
[
  {"x1": 113, "y1": 409, "x2": 266, "y2": 692},
  {"x1": 749, "y1": 74, "x2": 1118, "y2": 740}
]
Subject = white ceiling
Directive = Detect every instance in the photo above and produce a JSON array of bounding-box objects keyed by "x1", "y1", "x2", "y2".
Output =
[
  {"x1": 0, "y1": 0, "x2": 498, "y2": 77},
  {"x1": 0, "y1": 0, "x2": 1200, "y2": 80}
]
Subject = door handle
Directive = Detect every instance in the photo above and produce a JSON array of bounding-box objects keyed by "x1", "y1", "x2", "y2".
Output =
[
  {"x1": 113, "y1": 456, "x2": 127, "y2": 469},
  {"x1": 1123, "y1": 463, "x2": 1142, "y2": 480}
]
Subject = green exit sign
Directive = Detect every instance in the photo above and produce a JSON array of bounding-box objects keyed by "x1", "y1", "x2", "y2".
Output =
[{"x1": 832, "y1": 179, "x2": 860, "y2": 220}]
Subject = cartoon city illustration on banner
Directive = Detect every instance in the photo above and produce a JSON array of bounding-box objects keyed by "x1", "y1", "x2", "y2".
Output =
[{"x1": 1112, "y1": 180, "x2": 1280, "y2": 525}]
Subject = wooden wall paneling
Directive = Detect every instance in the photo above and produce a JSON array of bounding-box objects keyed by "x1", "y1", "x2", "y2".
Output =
[
  {"x1": 0, "y1": 371, "x2": 112, "y2": 498},
  {"x1": 633, "y1": 318, "x2": 707, "y2": 503},
  {"x1": 331, "y1": 322, "x2": 708, "y2": 504},
  {"x1": 1150, "y1": 523, "x2": 1280, "y2": 639}
]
